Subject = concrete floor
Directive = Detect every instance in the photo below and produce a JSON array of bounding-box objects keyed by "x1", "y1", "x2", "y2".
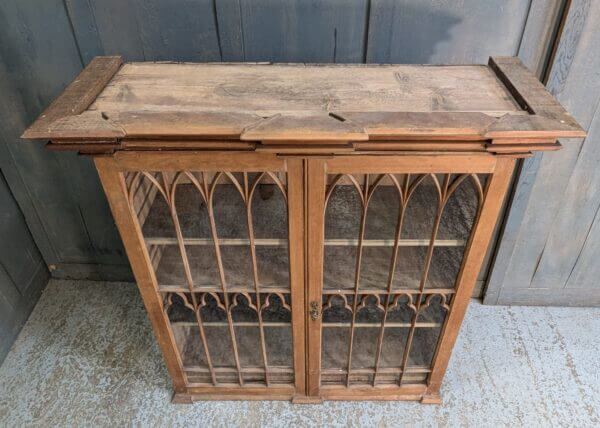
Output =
[{"x1": 1, "y1": 280, "x2": 599, "y2": 427}]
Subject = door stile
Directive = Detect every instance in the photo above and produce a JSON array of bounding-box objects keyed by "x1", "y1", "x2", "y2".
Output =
[
  {"x1": 287, "y1": 158, "x2": 307, "y2": 396},
  {"x1": 305, "y1": 158, "x2": 327, "y2": 397}
]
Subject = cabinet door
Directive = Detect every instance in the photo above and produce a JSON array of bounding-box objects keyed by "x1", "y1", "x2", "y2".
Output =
[
  {"x1": 306, "y1": 155, "x2": 513, "y2": 400},
  {"x1": 96, "y1": 152, "x2": 305, "y2": 398}
]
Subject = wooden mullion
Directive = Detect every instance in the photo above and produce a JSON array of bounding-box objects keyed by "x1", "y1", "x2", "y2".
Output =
[
  {"x1": 398, "y1": 174, "x2": 447, "y2": 386},
  {"x1": 245, "y1": 172, "x2": 272, "y2": 386},
  {"x1": 373, "y1": 175, "x2": 407, "y2": 385},
  {"x1": 206, "y1": 173, "x2": 245, "y2": 386},
  {"x1": 166, "y1": 173, "x2": 218, "y2": 386},
  {"x1": 345, "y1": 175, "x2": 370, "y2": 387}
]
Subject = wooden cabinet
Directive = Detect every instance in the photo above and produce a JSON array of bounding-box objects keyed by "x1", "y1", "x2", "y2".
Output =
[{"x1": 23, "y1": 56, "x2": 584, "y2": 403}]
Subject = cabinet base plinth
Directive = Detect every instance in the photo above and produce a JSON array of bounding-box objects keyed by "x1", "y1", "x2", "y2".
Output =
[
  {"x1": 291, "y1": 395, "x2": 323, "y2": 404},
  {"x1": 171, "y1": 386, "x2": 296, "y2": 402},
  {"x1": 171, "y1": 387, "x2": 441, "y2": 403}
]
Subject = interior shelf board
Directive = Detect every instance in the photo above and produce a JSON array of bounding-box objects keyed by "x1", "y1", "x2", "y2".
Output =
[
  {"x1": 158, "y1": 285, "x2": 291, "y2": 294},
  {"x1": 172, "y1": 321, "x2": 292, "y2": 328},
  {"x1": 145, "y1": 237, "x2": 466, "y2": 247}
]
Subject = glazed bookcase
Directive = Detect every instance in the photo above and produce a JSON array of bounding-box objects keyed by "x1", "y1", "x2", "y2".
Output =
[{"x1": 23, "y1": 56, "x2": 584, "y2": 403}]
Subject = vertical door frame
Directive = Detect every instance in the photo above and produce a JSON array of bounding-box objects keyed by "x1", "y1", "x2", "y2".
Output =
[
  {"x1": 305, "y1": 154, "x2": 512, "y2": 401},
  {"x1": 305, "y1": 158, "x2": 327, "y2": 399},
  {"x1": 95, "y1": 151, "x2": 306, "y2": 401}
]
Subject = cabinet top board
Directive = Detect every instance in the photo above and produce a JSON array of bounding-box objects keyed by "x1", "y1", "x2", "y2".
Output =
[{"x1": 22, "y1": 56, "x2": 585, "y2": 154}]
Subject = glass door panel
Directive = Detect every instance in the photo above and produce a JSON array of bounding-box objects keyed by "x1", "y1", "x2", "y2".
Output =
[
  {"x1": 318, "y1": 171, "x2": 486, "y2": 389},
  {"x1": 124, "y1": 169, "x2": 294, "y2": 387}
]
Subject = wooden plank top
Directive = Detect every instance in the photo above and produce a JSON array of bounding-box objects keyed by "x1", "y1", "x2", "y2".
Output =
[
  {"x1": 22, "y1": 56, "x2": 585, "y2": 154},
  {"x1": 90, "y1": 63, "x2": 522, "y2": 116}
]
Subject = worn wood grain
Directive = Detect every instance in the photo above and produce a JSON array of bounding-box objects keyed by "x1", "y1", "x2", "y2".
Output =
[
  {"x1": 23, "y1": 59, "x2": 585, "y2": 144},
  {"x1": 21, "y1": 56, "x2": 123, "y2": 139},
  {"x1": 240, "y1": 114, "x2": 367, "y2": 142},
  {"x1": 339, "y1": 112, "x2": 498, "y2": 140},
  {"x1": 489, "y1": 56, "x2": 585, "y2": 137},
  {"x1": 91, "y1": 63, "x2": 521, "y2": 115}
]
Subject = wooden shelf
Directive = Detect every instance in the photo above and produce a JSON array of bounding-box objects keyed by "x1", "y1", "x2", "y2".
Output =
[
  {"x1": 150, "y1": 242, "x2": 462, "y2": 291},
  {"x1": 145, "y1": 237, "x2": 466, "y2": 246},
  {"x1": 151, "y1": 244, "x2": 290, "y2": 290},
  {"x1": 323, "y1": 245, "x2": 464, "y2": 290}
]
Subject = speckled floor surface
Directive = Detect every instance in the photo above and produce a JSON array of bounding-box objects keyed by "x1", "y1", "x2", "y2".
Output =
[{"x1": 1, "y1": 279, "x2": 599, "y2": 427}]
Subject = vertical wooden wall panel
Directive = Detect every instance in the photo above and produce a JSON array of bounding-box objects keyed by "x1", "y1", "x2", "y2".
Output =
[
  {"x1": 218, "y1": 0, "x2": 369, "y2": 63},
  {"x1": 0, "y1": 0, "x2": 130, "y2": 279},
  {"x1": 131, "y1": 0, "x2": 222, "y2": 61},
  {"x1": 526, "y1": 1, "x2": 600, "y2": 291},
  {"x1": 84, "y1": 0, "x2": 146, "y2": 61},
  {"x1": 517, "y1": 0, "x2": 564, "y2": 77},
  {"x1": 367, "y1": 0, "x2": 531, "y2": 64},
  {"x1": 65, "y1": 0, "x2": 223, "y2": 63},
  {"x1": 485, "y1": 0, "x2": 600, "y2": 306},
  {"x1": 0, "y1": 170, "x2": 49, "y2": 363},
  {"x1": 63, "y1": 0, "x2": 105, "y2": 65},
  {"x1": 215, "y1": 0, "x2": 245, "y2": 61}
]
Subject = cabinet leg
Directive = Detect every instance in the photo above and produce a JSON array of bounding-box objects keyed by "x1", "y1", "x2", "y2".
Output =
[
  {"x1": 421, "y1": 382, "x2": 442, "y2": 404},
  {"x1": 420, "y1": 392, "x2": 442, "y2": 405}
]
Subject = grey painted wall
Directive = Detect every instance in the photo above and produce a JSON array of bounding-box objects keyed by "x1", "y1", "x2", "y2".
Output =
[{"x1": 0, "y1": 169, "x2": 48, "y2": 363}]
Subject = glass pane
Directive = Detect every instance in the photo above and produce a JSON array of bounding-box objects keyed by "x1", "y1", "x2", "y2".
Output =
[
  {"x1": 262, "y1": 293, "x2": 293, "y2": 369},
  {"x1": 201, "y1": 293, "x2": 235, "y2": 369},
  {"x1": 406, "y1": 294, "x2": 450, "y2": 371},
  {"x1": 350, "y1": 295, "x2": 384, "y2": 371},
  {"x1": 324, "y1": 176, "x2": 362, "y2": 292},
  {"x1": 321, "y1": 295, "x2": 352, "y2": 370},
  {"x1": 165, "y1": 293, "x2": 206, "y2": 368},
  {"x1": 401, "y1": 174, "x2": 438, "y2": 239},
  {"x1": 428, "y1": 175, "x2": 482, "y2": 289}
]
